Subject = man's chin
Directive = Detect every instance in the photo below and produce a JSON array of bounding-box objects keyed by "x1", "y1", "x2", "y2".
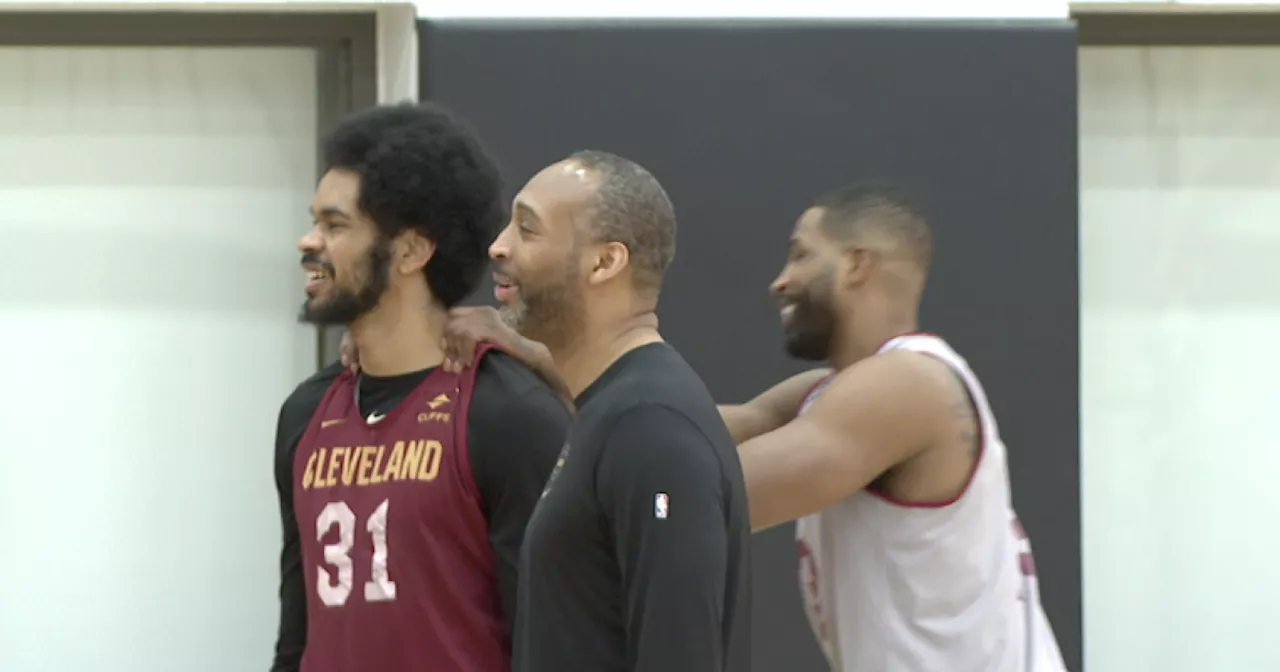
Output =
[
  {"x1": 783, "y1": 336, "x2": 829, "y2": 362},
  {"x1": 299, "y1": 299, "x2": 350, "y2": 326},
  {"x1": 496, "y1": 302, "x2": 519, "y2": 324},
  {"x1": 505, "y1": 303, "x2": 563, "y2": 344}
]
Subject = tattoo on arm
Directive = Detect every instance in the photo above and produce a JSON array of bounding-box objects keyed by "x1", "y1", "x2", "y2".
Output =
[{"x1": 942, "y1": 371, "x2": 979, "y2": 457}]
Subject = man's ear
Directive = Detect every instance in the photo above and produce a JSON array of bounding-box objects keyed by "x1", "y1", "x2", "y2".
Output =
[
  {"x1": 838, "y1": 244, "x2": 875, "y2": 289},
  {"x1": 586, "y1": 241, "x2": 630, "y2": 286},
  {"x1": 396, "y1": 231, "x2": 437, "y2": 275}
]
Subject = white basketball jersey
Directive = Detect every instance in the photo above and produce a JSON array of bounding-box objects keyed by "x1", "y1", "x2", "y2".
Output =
[{"x1": 794, "y1": 333, "x2": 1068, "y2": 672}]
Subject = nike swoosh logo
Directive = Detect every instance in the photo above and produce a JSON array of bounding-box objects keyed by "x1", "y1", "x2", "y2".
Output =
[
  {"x1": 366, "y1": 412, "x2": 387, "y2": 425},
  {"x1": 320, "y1": 419, "x2": 345, "y2": 428}
]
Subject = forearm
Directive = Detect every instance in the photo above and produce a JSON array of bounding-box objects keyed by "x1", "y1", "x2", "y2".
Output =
[
  {"x1": 721, "y1": 369, "x2": 831, "y2": 444},
  {"x1": 718, "y1": 403, "x2": 774, "y2": 444}
]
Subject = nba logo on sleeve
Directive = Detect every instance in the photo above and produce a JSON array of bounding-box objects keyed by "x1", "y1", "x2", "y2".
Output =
[{"x1": 653, "y1": 492, "x2": 669, "y2": 519}]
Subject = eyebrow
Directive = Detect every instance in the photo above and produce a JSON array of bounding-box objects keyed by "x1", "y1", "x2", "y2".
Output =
[
  {"x1": 309, "y1": 205, "x2": 353, "y2": 220},
  {"x1": 513, "y1": 201, "x2": 541, "y2": 221}
]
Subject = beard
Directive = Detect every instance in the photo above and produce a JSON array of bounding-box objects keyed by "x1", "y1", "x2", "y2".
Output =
[
  {"x1": 498, "y1": 261, "x2": 585, "y2": 351},
  {"x1": 298, "y1": 239, "x2": 392, "y2": 326},
  {"x1": 781, "y1": 272, "x2": 838, "y2": 362}
]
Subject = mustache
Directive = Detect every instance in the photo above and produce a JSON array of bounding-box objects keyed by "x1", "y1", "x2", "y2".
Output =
[
  {"x1": 492, "y1": 266, "x2": 517, "y2": 285},
  {"x1": 301, "y1": 252, "x2": 336, "y2": 275}
]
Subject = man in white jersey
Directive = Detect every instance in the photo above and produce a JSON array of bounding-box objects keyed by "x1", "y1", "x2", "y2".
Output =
[{"x1": 719, "y1": 182, "x2": 1068, "y2": 672}]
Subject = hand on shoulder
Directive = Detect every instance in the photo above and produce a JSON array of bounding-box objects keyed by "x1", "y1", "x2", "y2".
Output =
[
  {"x1": 440, "y1": 306, "x2": 520, "y2": 373},
  {"x1": 337, "y1": 305, "x2": 526, "y2": 374}
]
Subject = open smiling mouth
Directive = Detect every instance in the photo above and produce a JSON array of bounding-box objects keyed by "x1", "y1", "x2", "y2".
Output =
[
  {"x1": 305, "y1": 267, "x2": 331, "y2": 293},
  {"x1": 494, "y1": 282, "x2": 519, "y2": 303},
  {"x1": 780, "y1": 304, "x2": 796, "y2": 324},
  {"x1": 493, "y1": 272, "x2": 519, "y2": 303}
]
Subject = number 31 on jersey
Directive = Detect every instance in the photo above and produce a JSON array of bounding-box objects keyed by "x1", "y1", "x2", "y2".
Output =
[{"x1": 315, "y1": 499, "x2": 397, "y2": 607}]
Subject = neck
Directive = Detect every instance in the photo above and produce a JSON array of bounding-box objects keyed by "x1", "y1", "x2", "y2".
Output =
[
  {"x1": 828, "y1": 301, "x2": 919, "y2": 372},
  {"x1": 548, "y1": 311, "x2": 662, "y2": 399},
  {"x1": 348, "y1": 295, "x2": 447, "y2": 376}
]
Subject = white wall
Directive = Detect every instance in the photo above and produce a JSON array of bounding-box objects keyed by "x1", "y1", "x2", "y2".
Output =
[
  {"x1": 1080, "y1": 46, "x2": 1280, "y2": 672},
  {"x1": 0, "y1": 46, "x2": 319, "y2": 672}
]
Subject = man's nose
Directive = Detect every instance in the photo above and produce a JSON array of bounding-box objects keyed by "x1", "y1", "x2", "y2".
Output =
[
  {"x1": 299, "y1": 225, "x2": 322, "y2": 253},
  {"x1": 769, "y1": 273, "x2": 788, "y2": 297},
  {"x1": 489, "y1": 227, "x2": 512, "y2": 261}
]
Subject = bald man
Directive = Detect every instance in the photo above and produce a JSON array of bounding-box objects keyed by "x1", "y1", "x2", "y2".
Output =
[{"x1": 455, "y1": 151, "x2": 752, "y2": 672}]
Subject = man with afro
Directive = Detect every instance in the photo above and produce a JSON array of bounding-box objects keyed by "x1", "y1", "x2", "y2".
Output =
[{"x1": 270, "y1": 102, "x2": 570, "y2": 672}]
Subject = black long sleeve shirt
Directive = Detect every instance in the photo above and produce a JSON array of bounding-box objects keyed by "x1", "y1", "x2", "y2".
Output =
[{"x1": 513, "y1": 343, "x2": 753, "y2": 672}]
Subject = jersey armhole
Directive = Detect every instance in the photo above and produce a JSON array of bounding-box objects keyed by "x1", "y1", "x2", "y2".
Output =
[
  {"x1": 799, "y1": 372, "x2": 836, "y2": 413},
  {"x1": 452, "y1": 344, "x2": 498, "y2": 505}
]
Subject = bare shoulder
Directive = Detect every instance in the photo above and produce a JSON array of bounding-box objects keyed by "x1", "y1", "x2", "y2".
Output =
[
  {"x1": 801, "y1": 349, "x2": 966, "y2": 448},
  {"x1": 904, "y1": 352, "x2": 981, "y2": 457},
  {"x1": 817, "y1": 349, "x2": 951, "y2": 407}
]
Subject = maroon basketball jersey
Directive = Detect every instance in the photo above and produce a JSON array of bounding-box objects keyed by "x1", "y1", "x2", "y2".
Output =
[{"x1": 292, "y1": 346, "x2": 505, "y2": 672}]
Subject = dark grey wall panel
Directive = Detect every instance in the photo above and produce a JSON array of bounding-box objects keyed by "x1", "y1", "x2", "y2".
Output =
[{"x1": 420, "y1": 20, "x2": 1080, "y2": 672}]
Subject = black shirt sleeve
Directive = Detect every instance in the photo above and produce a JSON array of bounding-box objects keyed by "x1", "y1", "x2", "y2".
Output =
[
  {"x1": 467, "y1": 352, "x2": 572, "y2": 632},
  {"x1": 595, "y1": 403, "x2": 731, "y2": 672},
  {"x1": 270, "y1": 363, "x2": 343, "y2": 672}
]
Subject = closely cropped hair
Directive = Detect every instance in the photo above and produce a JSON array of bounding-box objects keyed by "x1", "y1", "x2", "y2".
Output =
[
  {"x1": 813, "y1": 181, "x2": 933, "y2": 270},
  {"x1": 568, "y1": 150, "x2": 677, "y2": 293},
  {"x1": 323, "y1": 102, "x2": 506, "y2": 307}
]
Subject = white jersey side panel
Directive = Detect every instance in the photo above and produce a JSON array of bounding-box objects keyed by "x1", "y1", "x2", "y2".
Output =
[{"x1": 793, "y1": 334, "x2": 1068, "y2": 672}]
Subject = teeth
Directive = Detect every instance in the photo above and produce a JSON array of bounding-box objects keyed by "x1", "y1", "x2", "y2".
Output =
[
  {"x1": 780, "y1": 305, "x2": 795, "y2": 319},
  {"x1": 308, "y1": 270, "x2": 327, "y2": 281}
]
